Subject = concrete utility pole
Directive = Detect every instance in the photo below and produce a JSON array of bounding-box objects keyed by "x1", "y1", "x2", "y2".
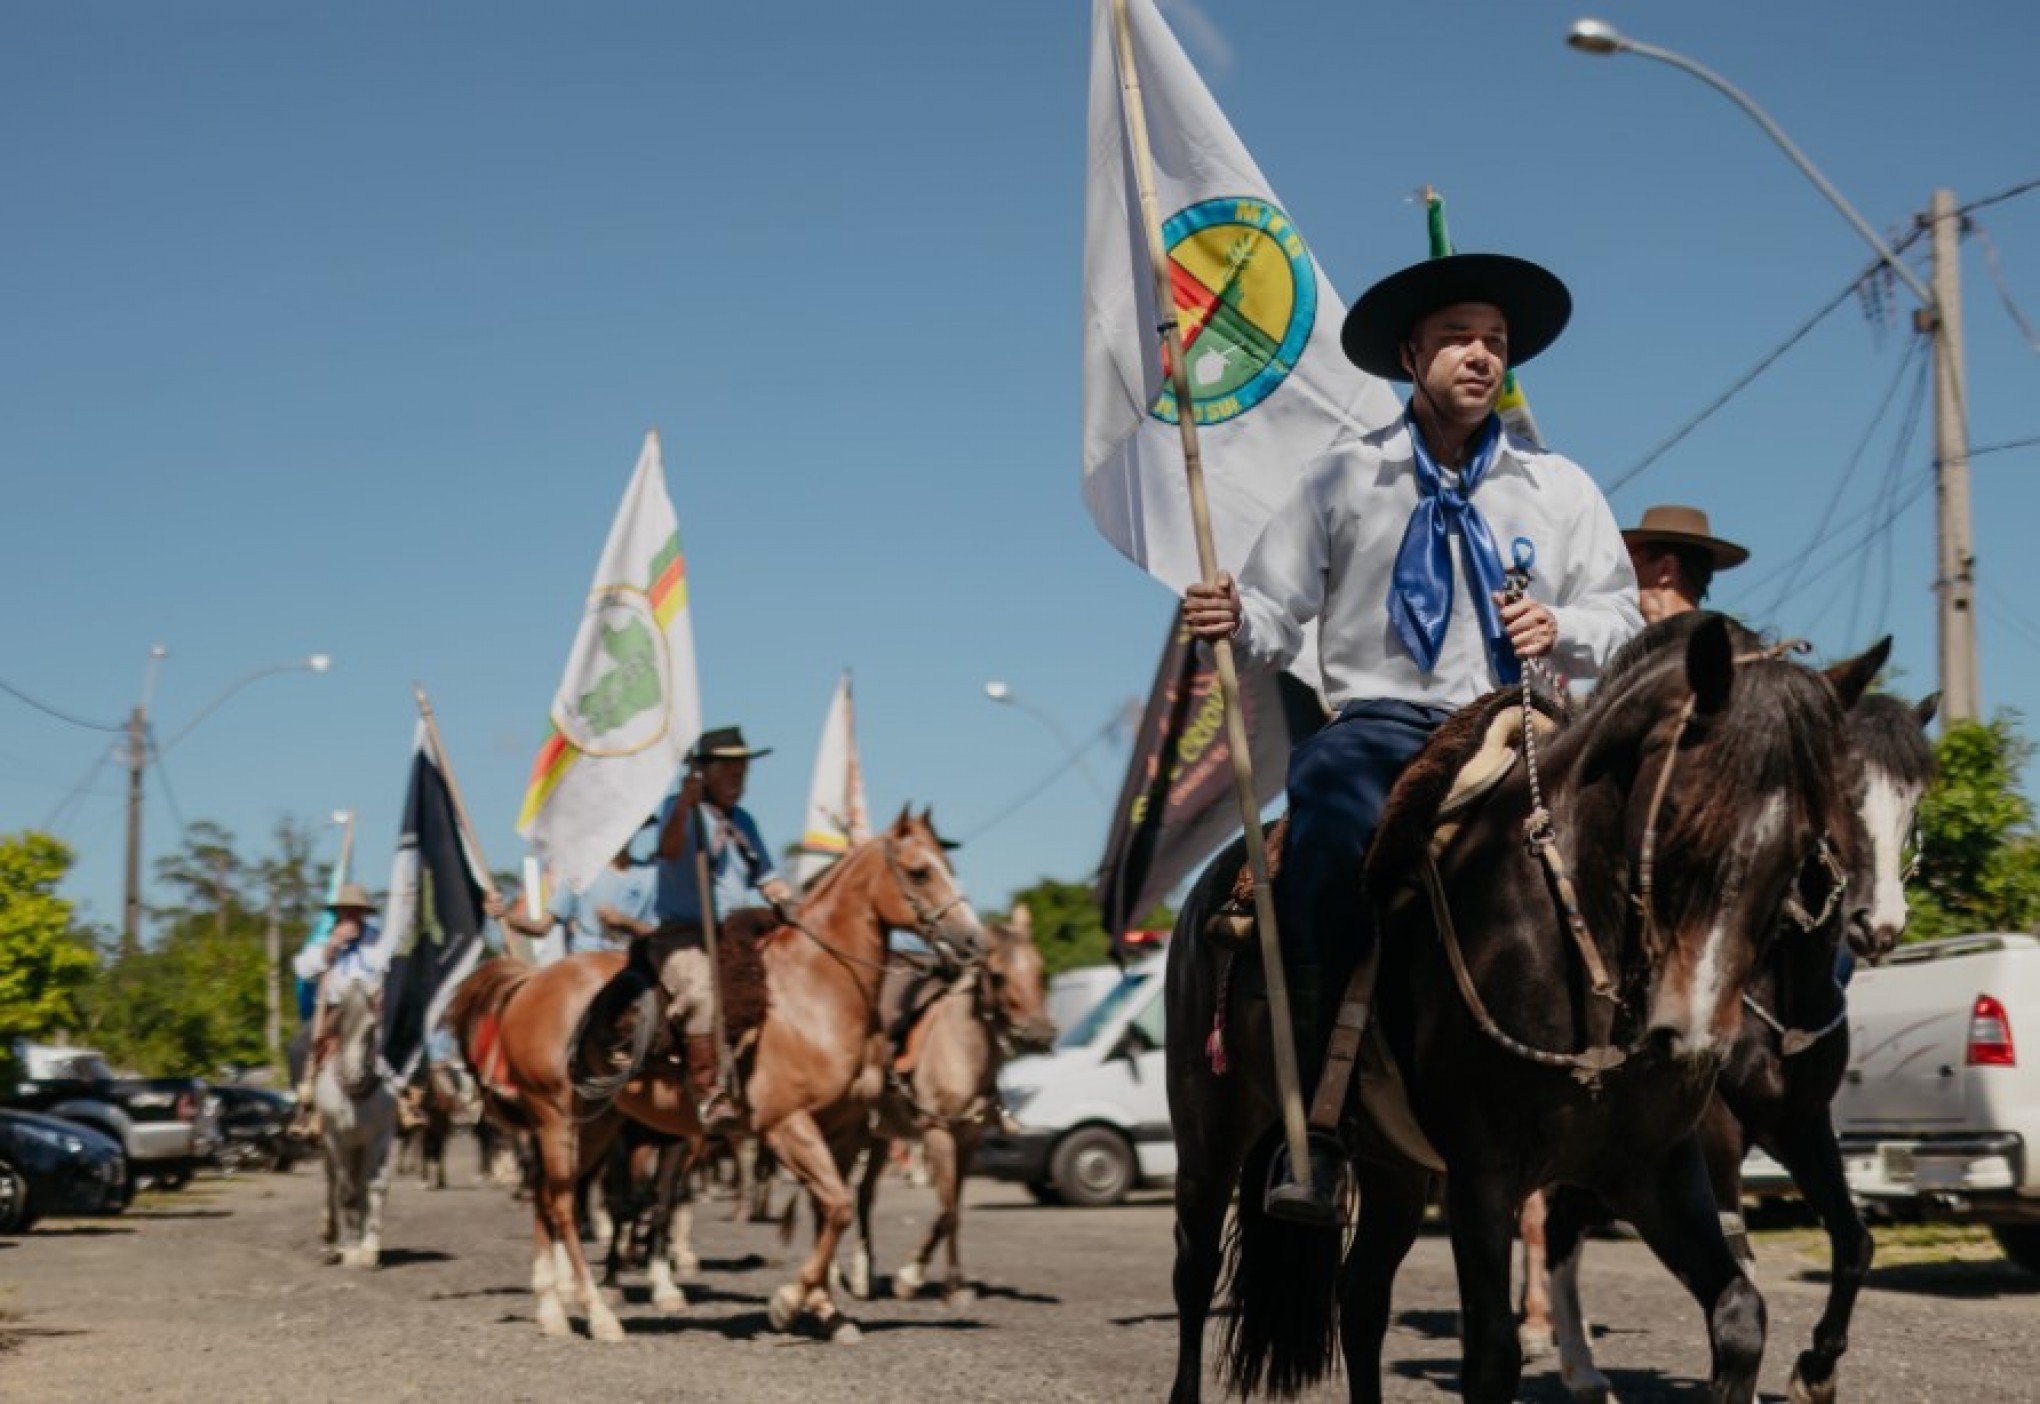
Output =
[
  {"x1": 121, "y1": 704, "x2": 147, "y2": 957},
  {"x1": 1926, "y1": 188, "x2": 1981, "y2": 722},
  {"x1": 264, "y1": 884, "x2": 283, "y2": 1077}
]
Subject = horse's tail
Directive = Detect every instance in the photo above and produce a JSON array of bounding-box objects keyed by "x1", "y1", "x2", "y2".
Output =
[{"x1": 1219, "y1": 1131, "x2": 1346, "y2": 1398}]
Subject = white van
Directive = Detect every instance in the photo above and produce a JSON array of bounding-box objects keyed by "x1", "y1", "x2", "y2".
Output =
[
  {"x1": 1832, "y1": 932, "x2": 2040, "y2": 1271},
  {"x1": 1046, "y1": 964, "x2": 1123, "y2": 1036},
  {"x1": 978, "y1": 954, "x2": 1171, "y2": 1206}
]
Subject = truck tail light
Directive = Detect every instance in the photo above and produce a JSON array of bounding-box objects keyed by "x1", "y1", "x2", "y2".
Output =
[{"x1": 1966, "y1": 994, "x2": 2016, "y2": 1067}]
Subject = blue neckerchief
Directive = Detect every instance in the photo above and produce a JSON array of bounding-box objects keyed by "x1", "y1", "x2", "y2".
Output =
[{"x1": 1386, "y1": 410, "x2": 1521, "y2": 685}]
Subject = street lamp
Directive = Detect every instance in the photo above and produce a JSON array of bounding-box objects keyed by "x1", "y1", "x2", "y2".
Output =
[
  {"x1": 983, "y1": 680, "x2": 1111, "y2": 804},
  {"x1": 1566, "y1": 18, "x2": 1980, "y2": 722},
  {"x1": 1564, "y1": 18, "x2": 1934, "y2": 310},
  {"x1": 121, "y1": 649, "x2": 333, "y2": 951}
]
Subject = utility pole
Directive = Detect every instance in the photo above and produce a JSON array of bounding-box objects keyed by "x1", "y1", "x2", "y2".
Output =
[
  {"x1": 122, "y1": 704, "x2": 147, "y2": 957},
  {"x1": 264, "y1": 883, "x2": 283, "y2": 1078},
  {"x1": 1925, "y1": 188, "x2": 1981, "y2": 722}
]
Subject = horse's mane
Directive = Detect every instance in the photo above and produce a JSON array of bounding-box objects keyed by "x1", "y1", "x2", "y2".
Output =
[
  {"x1": 798, "y1": 836, "x2": 874, "y2": 906},
  {"x1": 1582, "y1": 610, "x2": 1764, "y2": 719},
  {"x1": 442, "y1": 955, "x2": 530, "y2": 1039},
  {"x1": 1850, "y1": 692, "x2": 1937, "y2": 789}
]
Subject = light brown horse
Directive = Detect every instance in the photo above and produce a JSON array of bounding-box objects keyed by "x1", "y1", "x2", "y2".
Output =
[
  {"x1": 447, "y1": 806, "x2": 981, "y2": 1343},
  {"x1": 843, "y1": 906, "x2": 1057, "y2": 1306}
]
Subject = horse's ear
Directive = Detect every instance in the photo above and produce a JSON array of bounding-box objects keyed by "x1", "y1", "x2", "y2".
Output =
[
  {"x1": 1686, "y1": 614, "x2": 1734, "y2": 714},
  {"x1": 1826, "y1": 636, "x2": 1891, "y2": 710},
  {"x1": 1914, "y1": 692, "x2": 1941, "y2": 729},
  {"x1": 890, "y1": 803, "x2": 914, "y2": 835},
  {"x1": 1008, "y1": 901, "x2": 1033, "y2": 938}
]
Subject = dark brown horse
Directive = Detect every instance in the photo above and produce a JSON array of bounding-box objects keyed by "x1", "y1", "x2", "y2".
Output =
[
  {"x1": 1544, "y1": 686, "x2": 1938, "y2": 1404},
  {"x1": 1166, "y1": 614, "x2": 1878, "y2": 1403},
  {"x1": 446, "y1": 806, "x2": 981, "y2": 1343},
  {"x1": 842, "y1": 906, "x2": 1057, "y2": 1305}
]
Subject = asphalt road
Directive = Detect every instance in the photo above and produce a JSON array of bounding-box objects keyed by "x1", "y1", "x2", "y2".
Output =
[{"x1": 3, "y1": 1148, "x2": 2036, "y2": 1402}]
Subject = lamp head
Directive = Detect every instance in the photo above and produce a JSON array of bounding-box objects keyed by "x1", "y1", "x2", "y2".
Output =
[
  {"x1": 1567, "y1": 18, "x2": 1625, "y2": 55},
  {"x1": 331, "y1": 808, "x2": 353, "y2": 826},
  {"x1": 307, "y1": 653, "x2": 332, "y2": 674},
  {"x1": 983, "y1": 680, "x2": 1011, "y2": 703}
]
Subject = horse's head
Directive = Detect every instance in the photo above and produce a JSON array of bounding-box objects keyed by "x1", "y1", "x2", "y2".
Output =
[
  {"x1": 875, "y1": 805, "x2": 986, "y2": 963},
  {"x1": 1838, "y1": 689, "x2": 1938, "y2": 961},
  {"x1": 332, "y1": 981, "x2": 384, "y2": 1095},
  {"x1": 980, "y1": 903, "x2": 1057, "y2": 1054},
  {"x1": 1579, "y1": 614, "x2": 1868, "y2": 1058}
]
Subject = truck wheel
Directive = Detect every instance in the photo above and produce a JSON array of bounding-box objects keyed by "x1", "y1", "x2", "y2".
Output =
[
  {"x1": 0, "y1": 1160, "x2": 27, "y2": 1234},
  {"x1": 1993, "y1": 1225, "x2": 2040, "y2": 1276},
  {"x1": 1050, "y1": 1127, "x2": 1136, "y2": 1208},
  {"x1": 155, "y1": 1167, "x2": 192, "y2": 1191}
]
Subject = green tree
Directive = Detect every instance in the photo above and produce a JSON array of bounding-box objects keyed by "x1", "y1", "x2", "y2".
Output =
[
  {"x1": 1907, "y1": 715, "x2": 2040, "y2": 942},
  {"x1": 1006, "y1": 876, "x2": 1173, "y2": 976},
  {"x1": 0, "y1": 831, "x2": 98, "y2": 1041}
]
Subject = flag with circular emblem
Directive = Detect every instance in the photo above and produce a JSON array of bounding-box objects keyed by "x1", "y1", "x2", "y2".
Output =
[
  {"x1": 516, "y1": 431, "x2": 701, "y2": 893},
  {"x1": 1082, "y1": 0, "x2": 1401, "y2": 663}
]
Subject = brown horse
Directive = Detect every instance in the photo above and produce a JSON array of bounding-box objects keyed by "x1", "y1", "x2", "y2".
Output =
[
  {"x1": 446, "y1": 806, "x2": 981, "y2": 1343},
  {"x1": 842, "y1": 906, "x2": 1058, "y2": 1305}
]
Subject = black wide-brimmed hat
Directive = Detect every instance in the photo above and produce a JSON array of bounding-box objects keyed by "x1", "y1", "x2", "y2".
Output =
[
  {"x1": 1341, "y1": 253, "x2": 1572, "y2": 382},
  {"x1": 687, "y1": 726, "x2": 772, "y2": 763}
]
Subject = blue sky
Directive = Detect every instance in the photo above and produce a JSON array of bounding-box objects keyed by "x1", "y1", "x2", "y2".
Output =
[{"x1": 4, "y1": 0, "x2": 2036, "y2": 934}]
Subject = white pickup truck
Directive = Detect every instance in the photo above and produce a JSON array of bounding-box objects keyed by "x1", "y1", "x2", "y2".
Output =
[{"x1": 1832, "y1": 932, "x2": 2040, "y2": 1273}]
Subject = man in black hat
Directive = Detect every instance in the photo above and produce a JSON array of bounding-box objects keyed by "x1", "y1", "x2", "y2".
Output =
[{"x1": 1185, "y1": 253, "x2": 1641, "y2": 1216}]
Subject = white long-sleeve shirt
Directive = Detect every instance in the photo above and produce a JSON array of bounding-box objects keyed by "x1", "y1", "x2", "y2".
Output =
[{"x1": 1233, "y1": 418, "x2": 1642, "y2": 711}]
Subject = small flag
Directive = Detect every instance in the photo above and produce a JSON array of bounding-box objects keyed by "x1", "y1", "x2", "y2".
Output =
[
  {"x1": 1094, "y1": 605, "x2": 1324, "y2": 947},
  {"x1": 381, "y1": 724, "x2": 490, "y2": 1082},
  {"x1": 1423, "y1": 188, "x2": 1543, "y2": 449},
  {"x1": 1082, "y1": 0, "x2": 1400, "y2": 686},
  {"x1": 517, "y1": 431, "x2": 703, "y2": 893},
  {"x1": 792, "y1": 671, "x2": 872, "y2": 889}
]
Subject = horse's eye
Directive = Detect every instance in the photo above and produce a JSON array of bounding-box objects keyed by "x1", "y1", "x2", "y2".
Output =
[{"x1": 908, "y1": 865, "x2": 935, "y2": 883}]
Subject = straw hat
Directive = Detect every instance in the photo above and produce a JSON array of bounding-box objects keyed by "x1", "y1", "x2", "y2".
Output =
[
  {"x1": 1621, "y1": 505, "x2": 1750, "y2": 570},
  {"x1": 325, "y1": 882, "x2": 378, "y2": 915}
]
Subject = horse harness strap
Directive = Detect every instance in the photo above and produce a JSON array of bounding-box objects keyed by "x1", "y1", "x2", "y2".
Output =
[
  {"x1": 1741, "y1": 989, "x2": 1849, "y2": 1057},
  {"x1": 1421, "y1": 851, "x2": 1629, "y2": 1087}
]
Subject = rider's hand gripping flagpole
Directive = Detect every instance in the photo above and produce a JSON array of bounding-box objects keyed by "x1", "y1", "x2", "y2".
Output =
[{"x1": 1109, "y1": 0, "x2": 1316, "y2": 1205}]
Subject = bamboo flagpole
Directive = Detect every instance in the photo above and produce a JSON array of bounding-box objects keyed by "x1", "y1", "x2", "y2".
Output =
[
  {"x1": 1109, "y1": 0, "x2": 1316, "y2": 1199},
  {"x1": 690, "y1": 792, "x2": 733, "y2": 1087},
  {"x1": 413, "y1": 684, "x2": 535, "y2": 965}
]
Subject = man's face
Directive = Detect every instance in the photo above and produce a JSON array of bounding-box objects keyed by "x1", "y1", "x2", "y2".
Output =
[
  {"x1": 1405, "y1": 302, "x2": 1508, "y2": 428},
  {"x1": 332, "y1": 912, "x2": 366, "y2": 944},
  {"x1": 703, "y1": 758, "x2": 748, "y2": 809}
]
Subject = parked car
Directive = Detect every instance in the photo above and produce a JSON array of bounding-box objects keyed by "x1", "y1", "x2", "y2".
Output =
[
  {"x1": 1832, "y1": 932, "x2": 2040, "y2": 1272},
  {"x1": 209, "y1": 1084, "x2": 301, "y2": 1173},
  {"x1": 980, "y1": 953, "x2": 1171, "y2": 1206},
  {"x1": 0, "y1": 1109, "x2": 130, "y2": 1230},
  {"x1": 7, "y1": 1042, "x2": 216, "y2": 1189}
]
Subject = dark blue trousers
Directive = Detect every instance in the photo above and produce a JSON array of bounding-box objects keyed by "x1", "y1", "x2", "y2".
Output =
[{"x1": 1274, "y1": 698, "x2": 1452, "y2": 969}]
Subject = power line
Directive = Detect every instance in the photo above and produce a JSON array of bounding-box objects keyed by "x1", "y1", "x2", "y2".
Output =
[
  {"x1": 1960, "y1": 175, "x2": 2040, "y2": 217},
  {"x1": 0, "y1": 676, "x2": 124, "y2": 734},
  {"x1": 1972, "y1": 434, "x2": 2040, "y2": 459},
  {"x1": 962, "y1": 714, "x2": 1123, "y2": 845},
  {"x1": 45, "y1": 745, "x2": 117, "y2": 832},
  {"x1": 144, "y1": 726, "x2": 192, "y2": 852},
  {"x1": 1970, "y1": 218, "x2": 2040, "y2": 355}
]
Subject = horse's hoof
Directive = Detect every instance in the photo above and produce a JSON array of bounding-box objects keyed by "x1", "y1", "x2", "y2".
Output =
[
  {"x1": 846, "y1": 1251, "x2": 873, "y2": 1301},
  {"x1": 653, "y1": 1287, "x2": 687, "y2": 1315},
  {"x1": 826, "y1": 1315, "x2": 862, "y2": 1345},
  {"x1": 589, "y1": 1310, "x2": 626, "y2": 1344},
  {"x1": 1520, "y1": 1323, "x2": 1555, "y2": 1360},
  {"x1": 320, "y1": 1247, "x2": 344, "y2": 1266},
  {"x1": 892, "y1": 1262, "x2": 925, "y2": 1299},
  {"x1": 537, "y1": 1298, "x2": 572, "y2": 1338},
  {"x1": 675, "y1": 1250, "x2": 700, "y2": 1278},
  {"x1": 1788, "y1": 1359, "x2": 1838, "y2": 1404},
  {"x1": 943, "y1": 1284, "x2": 976, "y2": 1309},
  {"x1": 767, "y1": 1284, "x2": 803, "y2": 1332},
  {"x1": 1561, "y1": 1365, "x2": 1618, "y2": 1404}
]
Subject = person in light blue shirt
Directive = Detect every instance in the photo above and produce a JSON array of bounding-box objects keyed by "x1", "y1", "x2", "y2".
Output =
[{"x1": 493, "y1": 846, "x2": 658, "y2": 959}]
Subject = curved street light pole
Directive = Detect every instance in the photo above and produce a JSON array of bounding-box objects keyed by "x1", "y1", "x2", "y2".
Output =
[
  {"x1": 159, "y1": 654, "x2": 332, "y2": 755},
  {"x1": 983, "y1": 680, "x2": 1112, "y2": 804},
  {"x1": 1567, "y1": 18, "x2": 1978, "y2": 721}
]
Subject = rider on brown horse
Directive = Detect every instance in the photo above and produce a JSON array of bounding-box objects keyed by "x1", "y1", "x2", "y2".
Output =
[
  {"x1": 1182, "y1": 253, "x2": 1643, "y2": 1219},
  {"x1": 592, "y1": 725, "x2": 799, "y2": 1127}
]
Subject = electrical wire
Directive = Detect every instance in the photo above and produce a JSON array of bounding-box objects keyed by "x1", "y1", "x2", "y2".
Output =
[
  {"x1": 961, "y1": 714, "x2": 1123, "y2": 845},
  {"x1": 144, "y1": 725, "x2": 193, "y2": 851},
  {"x1": 1980, "y1": 575, "x2": 2040, "y2": 653},
  {"x1": 1971, "y1": 434, "x2": 2040, "y2": 459},
  {"x1": 0, "y1": 676, "x2": 125, "y2": 734},
  {"x1": 1960, "y1": 175, "x2": 2040, "y2": 217},
  {"x1": 44, "y1": 745, "x2": 117, "y2": 832},
  {"x1": 1970, "y1": 219, "x2": 2040, "y2": 355}
]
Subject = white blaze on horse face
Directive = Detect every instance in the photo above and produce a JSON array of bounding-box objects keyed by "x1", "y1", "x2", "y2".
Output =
[
  {"x1": 1861, "y1": 771, "x2": 1922, "y2": 944},
  {"x1": 1652, "y1": 794, "x2": 1787, "y2": 1055}
]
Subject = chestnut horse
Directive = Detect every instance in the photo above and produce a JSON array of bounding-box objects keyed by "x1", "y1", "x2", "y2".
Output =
[
  {"x1": 446, "y1": 807, "x2": 981, "y2": 1343},
  {"x1": 842, "y1": 906, "x2": 1058, "y2": 1305}
]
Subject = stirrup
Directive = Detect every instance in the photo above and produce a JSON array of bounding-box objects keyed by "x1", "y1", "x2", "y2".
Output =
[{"x1": 1263, "y1": 1130, "x2": 1348, "y2": 1229}]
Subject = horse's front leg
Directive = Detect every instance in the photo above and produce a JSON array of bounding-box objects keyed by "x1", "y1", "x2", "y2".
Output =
[
  {"x1": 1763, "y1": 1113, "x2": 1870, "y2": 1404},
  {"x1": 761, "y1": 1110, "x2": 861, "y2": 1342},
  {"x1": 896, "y1": 1125, "x2": 960, "y2": 1301},
  {"x1": 1544, "y1": 1184, "x2": 1616, "y2": 1404},
  {"x1": 941, "y1": 1127, "x2": 979, "y2": 1306},
  {"x1": 1615, "y1": 1135, "x2": 1766, "y2": 1404},
  {"x1": 1518, "y1": 1189, "x2": 1554, "y2": 1359},
  {"x1": 1339, "y1": 1159, "x2": 1432, "y2": 1404},
  {"x1": 645, "y1": 1142, "x2": 690, "y2": 1313},
  {"x1": 846, "y1": 1133, "x2": 884, "y2": 1300},
  {"x1": 358, "y1": 1107, "x2": 396, "y2": 1268},
  {"x1": 538, "y1": 1113, "x2": 626, "y2": 1342},
  {"x1": 1445, "y1": 1169, "x2": 1530, "y2": 1404}
]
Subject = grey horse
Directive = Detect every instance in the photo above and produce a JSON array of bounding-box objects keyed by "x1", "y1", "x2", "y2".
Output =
[{"x1": 315, "y1": 982, "x2": 398, "y2": 1268}]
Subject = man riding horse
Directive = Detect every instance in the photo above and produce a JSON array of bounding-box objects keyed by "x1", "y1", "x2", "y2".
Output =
[
  {"x1": 1183, "y1": 252, "x2": 1642, "y2": 1219},
  {"x1": 291, "y1": 883, "x2": 388, "y2": 1137}
]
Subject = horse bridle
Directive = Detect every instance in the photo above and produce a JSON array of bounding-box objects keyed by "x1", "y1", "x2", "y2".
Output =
[{"x1": 881, "y1": 836, "x2": 975, "y2": 963}]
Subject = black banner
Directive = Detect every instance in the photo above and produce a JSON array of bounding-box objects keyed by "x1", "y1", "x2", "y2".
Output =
[
  {"x1": 380, "y1": 734, "x2": 488, "y2": 1081},
  {"x1": 1094, "y1": 607, "x2": 1324, "y2": 951}
]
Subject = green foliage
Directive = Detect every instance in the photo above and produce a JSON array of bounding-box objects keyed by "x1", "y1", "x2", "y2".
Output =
[
  {"x1": 1006, "y1": 876, "x2": 1172, "y2": 976},
  {"x1": 1907, "y1": 715, "x2": 2040, "y2": 942},
  {"x1": 80, "y1": 819, "x2": 324, "y2": 1077},
  {"x1": 0, "y1": 832, "x2": 98, "y2": 1041}
]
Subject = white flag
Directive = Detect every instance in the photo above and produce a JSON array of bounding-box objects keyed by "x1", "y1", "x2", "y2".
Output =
[
  {"x1": 791, "y1": 671, "x2": 871, "y2": 889},
  {"x1": 1082, "y1": 0, "x2": 1400, "y2": 608},
  {"x1": 517, "y1": 431, "x2": 702, "y2": 892}
]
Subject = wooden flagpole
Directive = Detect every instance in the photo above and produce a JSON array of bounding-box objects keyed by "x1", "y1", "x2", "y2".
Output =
[
  {"x1": 413, "y1": 684, "x2": 535, "y2": 965},
  {"x1": 1109, "y1": 0, "x2": 1315, "y2": 1193},
  {"x1": 691, "y1": 794, "x2": 733, "y2": 1081}
]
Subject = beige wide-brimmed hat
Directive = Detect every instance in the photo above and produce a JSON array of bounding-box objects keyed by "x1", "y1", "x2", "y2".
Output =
[
  {"x1": 325, "y1": 882, "x2": 378, "y2": 915},
  {"x1": 1622, "y1": 505, "x2": 1749, "y2": 570}
]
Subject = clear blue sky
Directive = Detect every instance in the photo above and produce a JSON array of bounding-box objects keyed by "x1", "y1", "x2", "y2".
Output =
[{"x1": 5, "y1": 0, "x2": 2037, "y2": 933}]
